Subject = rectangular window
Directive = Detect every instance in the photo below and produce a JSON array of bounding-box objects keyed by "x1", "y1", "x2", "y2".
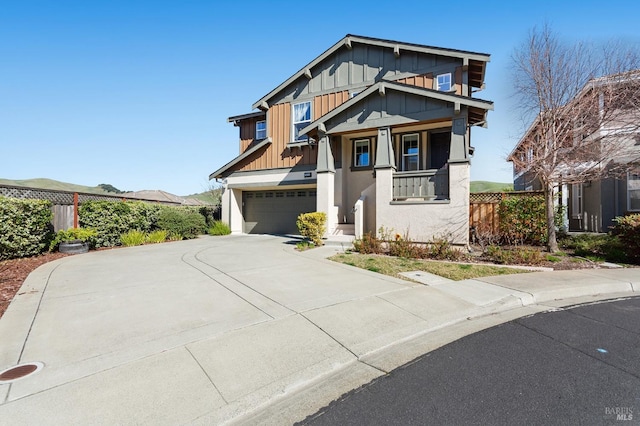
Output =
[
  {"x1": 436, "y1": 73, "x2": 452, "y2": 92},
  {"x1": 297, "y1": 191, "x2": 306, "y2": 197},
  {"x1": 628, "y1": 173, "x2": 640, "y2": 211},
  {"x1": 256, "y1": 120, "x2": 266, "y2": 140},
  {"x1": 571, "y1": 183, "x2": 583, "y2": 219},
  {"x1": 402, "y1": 134, "x2": 419, "y2": 171},
  {"x1": 292, "y1": 101, "x2": 312, "y2": 141},
  {"x1": 353, "y1": 139, "x2": 370, "y2": 167}
]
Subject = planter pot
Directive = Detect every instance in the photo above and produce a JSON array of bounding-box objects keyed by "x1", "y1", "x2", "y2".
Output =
[{"x1": 59, "y1": 240, "x2": 90, "y2": 254}]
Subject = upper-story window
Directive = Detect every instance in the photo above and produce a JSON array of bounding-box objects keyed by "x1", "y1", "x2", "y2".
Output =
[
  {"x1": 402, "y1": 133, "x2": 419, "y2": 171},
  {"x1": 353, "y1": 139, "x2": 370, "y2": 168},
  {"x1": 292, "y1": 101, "x2": 312, "y2": 141},
  {"x1": 256, "y1": 120, "x2": 266, "y2": 140},
  {"x1": 436, "y1": 73, "x2": 452, "y2": 92}
]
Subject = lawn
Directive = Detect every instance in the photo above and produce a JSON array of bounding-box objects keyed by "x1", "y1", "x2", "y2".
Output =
[{"x1": 329, "y1": 253, "x2": 532, "y2": 281}]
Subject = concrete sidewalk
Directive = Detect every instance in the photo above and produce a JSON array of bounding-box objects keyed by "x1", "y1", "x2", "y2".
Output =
[{"x1": 0, "y1": 235, "x2": 638, "y2": 425}]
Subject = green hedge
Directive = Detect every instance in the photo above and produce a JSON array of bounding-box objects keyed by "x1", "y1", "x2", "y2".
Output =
[
  {"x1": 498, "y1": 195, "x2": 547, "y2": 245},
  {"x1": 156, "y1": 206, "x2": 207, "y2": 240},
  {"x1": 79, "y1": 201, "x2": 161, "y2": 247},
  {"x1": 611, "y1": 214, "x2": 640, "y2": 263},
  {"x1": 0, "y1": 196, "x2": 53, "y2": 260}
]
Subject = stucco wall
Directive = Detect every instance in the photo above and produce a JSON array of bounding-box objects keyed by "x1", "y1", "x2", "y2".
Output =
[{"x1": 375, "y1": 163, "x2": 470, "y2": 244}]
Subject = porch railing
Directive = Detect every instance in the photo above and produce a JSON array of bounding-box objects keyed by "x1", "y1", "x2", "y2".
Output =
[{"x1": 392, "y1": 169, "x2": 449, "y2": 201}]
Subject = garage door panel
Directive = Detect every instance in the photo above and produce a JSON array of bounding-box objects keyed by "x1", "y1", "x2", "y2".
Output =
[{"x1": 243, "y1": 190, "x2": 317, "y2": 234}]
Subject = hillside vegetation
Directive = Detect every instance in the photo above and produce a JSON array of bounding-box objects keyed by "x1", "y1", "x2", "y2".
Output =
[
  {"x1": 470, "y1": 181, "x2": 513, "y2": 193},
  {"x1": 0, "y1": 178, "x2": 114, "y2": 194}
]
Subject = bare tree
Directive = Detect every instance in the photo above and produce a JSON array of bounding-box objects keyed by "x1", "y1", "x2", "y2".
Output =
[{"x1": 510, "y1": 24, "x2": 640, "y2": 252}]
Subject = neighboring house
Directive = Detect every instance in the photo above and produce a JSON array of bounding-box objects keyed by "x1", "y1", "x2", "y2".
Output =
[
  {"x1": 210, "y1": 34, "x2": 493, "y2": 244},
  {"x1": 508, "y1": 72, "x2": 640, "y2": 232}
]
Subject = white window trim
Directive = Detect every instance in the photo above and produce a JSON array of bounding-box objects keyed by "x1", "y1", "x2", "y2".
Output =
[
  {"x1": 256, "y1": 120, "x2": 266, "y2": 140},
  {"x1": 436, "y1": 73, "x2": 452, "y2": 92},
  {"x1": 401, "y1": 133, "x2": 420, "y2": 171},
  {"x1": 353, "y1": 139, "x2": 370, "y2": 167},
  {"x1": 628, "y1": 172, "x2": 640, "y2": 212},
  {"x1": 292, "y1": 101, "x2": 312, "y2": 142},
  {"x1": 571, "y1": 183, "x2": 583, "y2": 219}
]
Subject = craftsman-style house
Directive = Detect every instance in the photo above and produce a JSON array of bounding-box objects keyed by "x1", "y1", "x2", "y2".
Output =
[{"x1": 210, "y1": 35, "x2": 493, "y2": 245}]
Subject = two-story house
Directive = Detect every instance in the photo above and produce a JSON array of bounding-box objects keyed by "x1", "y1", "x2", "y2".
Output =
[
  {"x1": 508, "y1": 71, "x2": 640, "y2": 233},
  {"x1": 210, "y1": 35, "x2": 493, "y2": 245}
]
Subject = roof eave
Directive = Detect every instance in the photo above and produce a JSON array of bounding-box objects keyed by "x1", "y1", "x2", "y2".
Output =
[
  {"x1": 209, "y1": 138, "x2": 272, "y2": 180},
  {"x1": 300, "y1": 81, "x2": 493, "y2": 136},
  {"x1": 252, "y1": 34, "x2": 491, "y2": 110}
]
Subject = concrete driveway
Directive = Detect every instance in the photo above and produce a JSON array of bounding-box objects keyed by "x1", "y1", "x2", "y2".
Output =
[{"x1": 0, "y1": 235, "x2": 638, "y2": 425}]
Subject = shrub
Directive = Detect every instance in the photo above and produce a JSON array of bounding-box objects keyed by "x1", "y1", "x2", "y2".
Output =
[
  {"x1": 388, "y1": 232, "x2": 428, "y2": 259},
  {"x1": 561, "y1": 233, "x2": 628, "y2": 263},
  {"x1": 428, "y1": 235, "x2": 464, "y2": 261},
  {"x1": 611, "y1": 214, "x2": 640, "y2": 263},
  {"x1": 0, "y1": 197, "x2": 53, "y2": 260},
  {"x1": 485, "y1": 245, "x2": 544, "y2": 265},
  {"x1": 120, "y1": 230, "x2": 147, "y2": 247},
  {"x1": 146, "y1": 230, "x2": 168, "y2": 244},
  {"x1": 296, "y1": 212, "x2": 327, "y2": 246},
  {"x1": 208, "y1": 221, "x2": 231, "y2": 236},
  {"x1": 156, "y1": 206, "x2": 207, "y2": 240},
  {"x1": 498, "y1": 195, "x2": 547, "y2": 245},
  {"x1": 79, "y1": 201, "x2": 160, "y2": 247},
  {"x1": 353, "y1": 232, "x2": 383, "y2": 254},
  {"x1": 49, "y1": 227, "x2": 98, "y2": 251}
]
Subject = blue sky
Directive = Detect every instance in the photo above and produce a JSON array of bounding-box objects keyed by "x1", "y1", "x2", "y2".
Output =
[{"x1": 2, "y1": 1, "x2": 639, "y2": 195}]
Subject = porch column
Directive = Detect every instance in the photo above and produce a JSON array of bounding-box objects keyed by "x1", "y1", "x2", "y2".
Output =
[
  {"x1": 449, "y1": 115, "x2": 469, "y2": 163},
  {"x1": 374, "y1": 127, "x2": 396, "y2": 236},
  {"x1": 224, "y1": 187, "x2": 243, "y2": 234},
  {"x1": 316, "y1": 133, "x2": 336, "y2": 237}
]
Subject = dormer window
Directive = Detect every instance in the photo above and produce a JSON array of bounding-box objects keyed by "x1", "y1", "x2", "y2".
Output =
[
  {"x1": 436, "y1": 73, "x2": 452, "y2": 92},
  {"x1": 292, "y1": 101, "x2": 312, "y2": 141},
  {"x1": 256, "y1": 120, "x2": 266, "y2": 140}
]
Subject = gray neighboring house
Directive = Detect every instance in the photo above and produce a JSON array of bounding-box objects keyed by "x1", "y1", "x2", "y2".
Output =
[
  {"x1": 210, "y1": 34, "x2": 493, "y2": 245},
  {"x1": 509, "y1": 73, "x2": 640, "y2": 233}
]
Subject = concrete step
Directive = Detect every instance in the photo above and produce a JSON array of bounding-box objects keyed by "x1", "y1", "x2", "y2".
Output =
[{"x1": 331, "y1": 224, "x2": 355, "y2": 236}]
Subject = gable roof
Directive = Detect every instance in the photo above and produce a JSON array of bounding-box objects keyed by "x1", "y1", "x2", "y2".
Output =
[
  {"x1": 300, "y1": 81, "x2": 494, "y2": 136},
  {"x1": 252, "y1": 34, "x2": 490, "y2": 111},
  {"x1": 209, "y1": 138, "x2": 272, "y2": 180}
]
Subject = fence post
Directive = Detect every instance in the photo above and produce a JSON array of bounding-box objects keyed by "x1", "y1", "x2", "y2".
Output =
[{"x1": 74, "y1": 192, "x2": 79, "y2": 229}]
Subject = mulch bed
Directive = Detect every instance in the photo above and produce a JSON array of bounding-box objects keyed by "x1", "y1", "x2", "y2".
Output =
[{"x1": 0, "y1": 252, "x2": 69, "y2": 319}]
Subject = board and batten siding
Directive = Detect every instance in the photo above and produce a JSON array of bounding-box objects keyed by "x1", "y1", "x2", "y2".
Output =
[
  {"x1": 235, "y1": 102, "x2": 317, "y2": 172},
  {"x1": 396, "y1": 68, "x2": 463, "y2": 96}
]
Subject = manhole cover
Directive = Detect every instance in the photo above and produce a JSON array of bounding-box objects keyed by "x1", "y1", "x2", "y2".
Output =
[{"x1": 0, "y1": 362, "x2": 44, "y2": 383}]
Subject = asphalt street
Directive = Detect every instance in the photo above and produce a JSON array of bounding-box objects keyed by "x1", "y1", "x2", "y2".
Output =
[{"x1": 301, "y1": 296, "x2": 640, "y2": 426}]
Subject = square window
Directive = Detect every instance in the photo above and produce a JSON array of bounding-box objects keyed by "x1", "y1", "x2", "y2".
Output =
[
  {"x1": 436, "y1": 73, "x2": 452, "y2": 92},
  {"x1": 256, "y1": 120, "x2": 266, "y2": 140},
  {"x1": 402, "y1": 134, "x2": 419, "y2": 171},
  {"x1": 354, "y1": 139, "x2": 370, "y2": 167},
  {"x1": 292, "y1": 101, "x2": 312, "y2": 141}
]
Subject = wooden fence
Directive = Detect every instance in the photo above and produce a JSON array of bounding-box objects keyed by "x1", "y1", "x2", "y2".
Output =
[
  {"x1": 0, "y1": 185, "x2": 185, "y2": 232},
  {"x1": 469, "y1": 191, "x2": 543, "y2": 238}
]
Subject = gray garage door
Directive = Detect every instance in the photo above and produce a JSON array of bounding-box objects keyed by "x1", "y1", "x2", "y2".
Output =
[{"x1": 243, "y1": 189, "x2": 317, "y2": 234}]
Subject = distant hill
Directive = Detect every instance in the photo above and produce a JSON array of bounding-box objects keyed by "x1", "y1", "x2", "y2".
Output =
[
  {"x1": 0, "y1": 178, "x2": 216, "y2": 205},
  {"x1": 470, "y1": 181, "x2": 513, "y2": 193},
  {"x1": 0, "y1": 178, "x2": 113, "y2": 194}
]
